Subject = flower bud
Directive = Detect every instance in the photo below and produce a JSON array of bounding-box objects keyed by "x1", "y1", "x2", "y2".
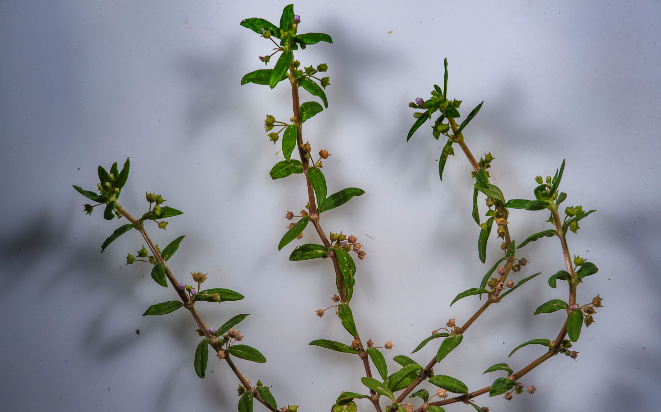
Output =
[
  {"x1": 330, "y1": 232, "x2": 338, "y2": 242},
  {"x1": 293, "y1": 15, "x2": 300, "y2": 23},
  {"x1": 190, "y1": 290, "x2": 197, "y2": 296},
  {"x1": 436, "y1": 388, "x2": 448, "y2": 399},
  {"x1": 569, "y1": 220, "x2": 580, "y2": 234},
  {"x1": 208, "y1": 327, "x2": 215, "y2": 334},
  {"x1": 367, "y1": 339, "x2": 374, "y2": 348},
  {"x1": 153, "y1": 204, "x2": 162, "y2": 217},
  {"x1": 236, "y1": 334, "x2": 243, "y2": 341},
  {"x1": 357, "y1": 251, "x2": 366, "y2": 260},
  {"x1": 505, "y1": 280, "x2": 515, "y2": 288},
  {"x1": 348, "y1": 235, "x2": 357, "y2": 244},
  {"x1": 527, "y1": 385, "x2": 536, "y2": 394},
  {"x1": 338, "y1": 233, "x2": 346, "y2": 242},
  {"x1": 446, "y1": 318, "x2": 456, "y2": 328},
  {"x1": 320, "y1": 77, "x2": 330, "y2": 89},
  {"x1": 256, "y1": 380, "x2": 264, "y2": 387},
  {"x1": 570, "y1": 304, "x2": 579, "y2": 310},
  {"x1": 319, "y1": 149, "x2": 330, "y2": 159},
  {"x1": 316, "y1": 309, "x2": 324, "y2": 317},
  {"x1": 262, "y1": 29, "x2": 271, "y2": 38},
  {"x1": 146, "y1": 192, "x2": 157, "y2": 203},
  {"x1": 269, "y1": 132, "x2": 279, "y2": 143},
  {"x1": 535, "y1": 176, "x2": 543, "y2": 184},
  {"x1": 155, "y1": 195, "x2": 165, "y2": 205},
  {"x1": 288, "y1": 406, "x2": 299, "y2": 412},
  {"x1": 514, "y1": 385, "x2": 523, "y2": 394},
  {"x1": 504, "y1": 392, "x2": 513, "y2": 401},
  {"x1": 192, "y1": 272, "x2": 207, "y2": 283},
  {"x1": 317, "y1": 63, "x2": 328, "y2": 72},
  {"x1": 592, "y1": 295, "x2": 603, "y2": 307},
  {"x1": 137, "y1": 245, "x2": 149, "y2": 257},
  {"x1": 384, "y1": 341, "x2": 393, "y2": 350},
  {"x1": 126, "y1": 253, "x2": 135, "y2": 265},
  {"x1": 583, "y1": 306, "x2": 596, "y2": 315},
  {"x1": 158, "y1": 221, "x2": 168, "y2": 230},
  {"x1": 573, "y1": 255, "x2": 586, "y2": 266},
  {"x1": 179, "y1": 283, "x2": 185, "y2": 289}
]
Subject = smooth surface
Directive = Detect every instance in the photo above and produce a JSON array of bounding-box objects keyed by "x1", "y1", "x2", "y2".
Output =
[{"x1": 1, "y1": 1, "x2": 660, "y2": 411}]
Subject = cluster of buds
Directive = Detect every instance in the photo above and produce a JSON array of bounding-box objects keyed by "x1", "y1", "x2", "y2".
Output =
[
  {"x1": 264, "y1": 115, "x2": 276, "y2": 132},
  {"x1": 301, "y1": 141, "x2": 312, "y2": 157},
  {"x1": 127, "y1": 244, "x2": 155, "y2": 265},
  {"x1": 565, "y1": 205, "x2": 585, "y2": 233},
  {"x1": 577, "y1": 295, "x2": 602, "y2": 327},
  {"x1": 329, "y1": 232, "x2": 365, "y2": 260},
  {"x1": 512, "y1": 257, "x2": 528, "y2": 273},
  {"x1": 181, "y1": 283, "x2": 198, "y2": 297},
  {"x1": 227, "y1": 328, "x2": 244, "y2": 341},
  {"x1": 478, "y1": 152, "x2": 495, "y2": 170},
  {"x1": 504, "y1": 382, "x2": 536, "y2": 401}
]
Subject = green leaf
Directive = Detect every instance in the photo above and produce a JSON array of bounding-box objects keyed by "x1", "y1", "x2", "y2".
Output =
[
  {"x1": 518, "y1": 229, "x2": 557, "y2": 249},
  {"x1": 406, "y1": 113, "x2": 429, "y2": 141},
  {"x1": 483, "y1": 363, "x2": 513, "y2": 375},
  {"x1": 444, "y1": 104, "x2": 460, "y2": 118},
  {"x1": 468, "y1": 404, "x2": 481, "y2": 412},
  {"x1": 388, "y1": 364, "x2": 422, "y2": 391},
  {"x1": 429, "y1": 375, "x2": 468, "y2": 394},
  {"x1": 489, "y1": 377, "x2": 515, "y2": 397},
  {"x1": 194, "y1": 338, "x2": 209, "y2": 378},
  {"x1": 142, "y1": 300, "x2": 184, "y2": 316},
  {"x1": 282, "y1": 125, "x2": 297, "y2": 160},
  {"x1": 103, "y1": 201, "x2": 116, "y2": 220},
  {"x1": 393, "y1": 355, "x2": 420, "y2": 367},
  {"x1": 161, "y1": 235, "x2": 185, "y2": 261},
  {"x1": 239, "y1": 18, "x2": 280, "y2": 38},
  {"x1": 278, "y1": 216, "x2": 310, "y2": 250},
  {"x1": 548, "y1": 270, "x2": 571, "y2": 288},
  {"x1": 227, "y1": 344, "x2": 266, "y2": 363},
  {"x1": 216, "y1": 314, "x2": 249, "y2": 337},
  {"x1": 411, "y1": 332, "x2": 449, "y2": 354},
  {"x1": 335, "y1": 248, "x2": 356, "y2": 301},
  {"x1": 478, "y1": 217, "x2": 494, "y2": 264},
  {"x1": 499, "y1": 272, "x2": 540, "y2": 299},
  {"x1": 73, "y1": 185, "x2": 103, "y2": 202},
  {"x1": 361, "y1": 377, "x2": 395, "y2": 401},
  {"x1": 270, "y1": 159, "x2": 304, "y2": 180},
  {"x1": 338, "y1": 303, "x2": 357, "y2": 337},
  {"x1": 151, "y1": 263, "x2": 168, "y2": 288},
  {"x1": 241, "y1": 69, "x2": 287, "y2": 86},
  {"x1": 568, "y1": 310, "x2": 584, "y2": 342},
  {"x1": 550, "y1": 159, "x2": 566, "y2": 195},
  {"x1": 456, "y1": 102, "x2": 483, "y2": 135},
  {"x1": 238, "y1": 391, "x2": 254, "y2": 412},
  {"x1": 110, "y1": 162, "x2": 119, "y2": 182},
  {"x1": 300, "y1": 101, "x2": 324, "y2": 122},
  {"x1": 318, "y1": 188, "x2": 365, "y2": 213},
  {"x1": 450, "y1": 288, "x2": 489, "y2": 306},
  {"x1": 505, "y1": 240, "x2": 516, "y2": 258},
  {"x1": 289, "y1": 244, "x2": 328, "y2": 261},
  {"x1": 534, "y1": 299, "x2": 568, "y2": 315},
  {"x1": 557, "y1": 192, "x2": 567, "y2": 204},
  {"x1": 308, "y1": 168, "x2": 327, "y2": 209},
  {"x1": 336, "y1": 392, "x2": 370, "y2": 405},
  {"x1": 297, "y1": 33, "x2": 333, "y2": 45},
  {"x1": 439, "y1": 140, "x2": 452, "y2": 181},
  {"x1": 256, "y1": 386, "x2": 277, "y2": 410},
  {"x1": 309, "y1": 339, "x2": 358, "y2": 354},
  {"x1": 299, "y1": 77, "x2": 328, "y2": 108},
  {"x1": 480, "y1": 257, "x2": 506, "y2": 289},
  {"x1": 509, "y1": 338, "x2": 551, "y2": 357},
  {"x1": 577, "y1": 262, "x2": 598, "y2": 280},
  {"x1": 116, "y1": 158, "x2": 130, "y2": 189},
  {"x1": 436, "y1": 334, "x2": 463, "y2": 362},
  {"x1": 426, "y1": 407, "x2": 446, "y2": 412},
  {"x1": 279, "y1": 4, "x2": 295, "y2": 32},
  {"x1": 366, "y1": 348, "x2": 388, "y2": 381},
  {"x1": 410, "y1": 389, "x2": 429, "y2": 403},
  {"x1": 270, "y1": 51, "x2": 293, "y2": 89},
  {"x1": 98, "y1": 165, "x2": 111, "y2": 185},
  {"x1": 504, "y1": 199, "x2": 550, "y2": 211},
  {"x1": 100, "y1": 223, "x2": 133, "y2": 253},
  {"x1": 197, "y1": 288, "x2": 244, "y2": 302},
  {"x1": 475, "y1": 183, "x2": 504, "y2": 203},
  {"x1": 142, "y1": 206, "x2": 184, "y2": 220},
  {"x1": 443, "y1": 58, "x2": 449, "y2": 99},
  {"x1": 472, "y1": 187, "x2": 480, "y2": 225},
  {"x1": 475, "y1": 168, "x2": 489, "y2": 188},
  {"x1": 563, "y1": 210, "x2": 596, "y2": 233},
  {"x1": 332, "y1": 402, "x2": 357, "y2": 412}
]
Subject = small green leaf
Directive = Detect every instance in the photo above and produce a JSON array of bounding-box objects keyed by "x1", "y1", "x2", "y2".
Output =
[
  {"x1": 103, "y1": 201, "x2": 116, "y2": 220},
  {"x1": 332, "y1": 402, "x2": 357, "y2": 412},
  {"x1": 308, "y1": 168, "x2": 327, "y2": 209},
  {"x1": 336, "y1": 392, "x2": 370, "y2": 405},
  {"x1": 366, "y1": 348, "x2": 388, "y2": 381},
  {"x1": 548, "y1": 270, "x2": 572, "y2": 288},
  {"x1": 550, "y1": 159, "x2": 566, "y2": 195},
  {"x1": 505, "y1": 240, "x2": 516, "y2": 258},
  {"x1": 480, "y1": 257, "x2": 506, "y2": 289},
  {"x1": 426, "y1": 407, "x2": 446, "y2": 412},
  {"x1": 297, "y1": 33, "x2": 333, "y2": 45},
  {"x1": 489, "y1": 377, "x2": 515, "y2": 397},
  {"x1": 318, "y1": 188, "x2": 365, "y2": 213},
  {"x1": 100, "y1": 223, "x2": 133, "y2": 253},
  {"x1": 110, "y1": 162, "x2": 119, "y2": 181},
  {"x1": 411, "y1": 332, "x2": 449, "y2": 354},
  {"x1": 361, "y1": 377, "x2": 395, "y2": 401},
  {"x1": 279, "y1": 4, "x2": 295, "y2": 32},
  {"x1": 483, "y1": 363, "x2": 513, "y2": 375},
  {"x1": 444, "y1": 104, "x2": 460, "y2": 118},
  {"x1": 499, "y1": 272, "x2": 540, "y2": 299},
  {"x1": 143, "y1": 300, "x2": 184, "y2": 316},
  {"x1": 239, "y1": 18, "x2": 280, "y2": 38},
  {"x1": 241, "y1": 69, "x2": 288, "y2": 86},
  {"x1": 281, "y1": 125, "x2": 298, "y2": 161},
  {"x1": 387, "y1": 364, "x2": 422, "y2": 392},
  {"x1": 557, "y1": 192, "x2": 567, "y2": 204},
  {"x1": 197, "y1": 288, "x2": 244, "y2": 302},
  {"x1": 151, "y1": 263, "x2": 168, "y2": 288},
  {"x1": 393, "y1": 355, "x2": 419, "y2": 367},
  {"x1": 227, "y1": 344, "x2": 266, "y2": 363},
  {"x1": 161, "y1": 235, "x2": 185, "y2": 261},
  {"x1": 300, "y1": 101, "x2": 324, "y2": 122},
  {"x1": 534, "y1": 299, "x2": 568, "y2": 315},
  {"x1": 468, "y1": 404, "x2": 481, "y2": 412},
  {"x1": 278, "y1": 216, "x2": 310, "y2": 251},
  {"x1": 475, "y1": 184, "x2": 504, "y2": 203},
  {"x1": 73, "y1": 185, "x2": 103, "y2": 202},
  {"x1": 299, "y1": 77, "x2": 328, "y2": 108},
  {"x1": 478, "y1": 217, "x2": 494, "y2": 264},
  {"x1": 577, "y1": 262, "x2": 598, "y2": 280},
  {"x1": 238, "y1": 391, "x2": 254, "y2": 412},
  {"x1": 439, "y1": 140, "x2": 452, "y2": 181},
  {"x1": 142, "y1": 206, "x2": 184, "y2": 220},
  {"x1": 256, "y1": 386, "x2": 277, "y2": 410},
  {"x1": 429, "y1": 375, "x2": 468, "y2": 394},
  {"x1": 116, "y1": 158, "x2": 130, "y2": 189},
  {"x1": 518, "y1": 229, "x2": 557, "y2": 249},
  {"x1": 443, "y1": 58, "x2": 449, "y2": 99},
  {"x1": 509, "y1": 338, "x2": 551, "y2": 357},
  {"x1": 270, "y1": 159, "x2": 304, "y2": 180},
  {"x1": 504, "y1": 199, "x2": 550, "y2": 211},
  {"x1": 289, "y1": 244, "x2": 328, "y2": 261},
  {"x1": 406, "y1": 113, "x2": 430, "y2": 141},
  {"x1": 270, "y1": 51, "x2": 293, "y2": 89},
  {"x1": 98, "y1": 165, "x2": 111, "y2": 185},
  {"x1": 436, "y1": 334, "x2": 463, "y2": 362},
  {"x1": 216, "y1": 314, "x2": 249, "y2": 337},
  {"x1": 338, "y1": 303, "x2": 357, "y2": 337},
  {"x1": 410, "y1": 389, "x2": 429, "y2": 403},
  {"x1": 194, "y1": 339, "x2": 209, "y2": 378},
  {"x1": 309, "y1": 339, "x2": 358, "y2": 354},
  {"x1": 456, "y1": 102, "x2": 483, "y2": 135},
  {"x1": 567, "y1": 310, "x2": 584, "y2": 342},
  {"x1": 475, "y1": 168, "x2": 489, "y2": 188},
  {"x1": 472, "y1": 187, "x2": 480, "y2": 225},
  {"x1": 335, "y1": 248, "x2": 356, "y2": 302},
  {"x1": 450, "y1": 288, "x2": 489, "y2": 306}
]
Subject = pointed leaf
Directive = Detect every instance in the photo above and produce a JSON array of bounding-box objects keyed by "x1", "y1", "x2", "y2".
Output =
[
  {"x1": 270, "y1": 51, "x2": 292, "y2": 89},
  {"x1": 299, "y1": 77, "x2": 328, "y2": 108},
  {"x1": 215, "y1": 314, "x2": 250, "y2": 337},
  {"x1": 151, "y1": 263, "x2": 168, "y2": 288},
  {"x1": 194, "y1": 339, "x2": 209, "y2": 378},
  {"x1": 509, "y1": 339, "x2": 551, "y2": 357},
  {"x1": 279, "y1": 4, "x2": 295, "y2": 31},
  {"x1": 297, "y1": 33, "x2": 333, "y2": 45},
  {"x1": 548, "y1": 270, "x2": 571, "y2": 288},
  {"x1": 256, "y1": 386, "x2": 277, "y2": 410},
  {"x1": 480, "y1": 257, "x2": 506, "y2": 288},
  {"x1": 444, "y1": 104, "x2": 460, "y2": 118},
  {"x1": 197, "y1": 288, "x2": 244, "y2": 302},
  {"x1": 410, "y1": 389, "x2": 429, "y2": 403},
  {"x1": 73, "y1": 185, "x2": 104, "y2": 202},
  {"x1": 518, "y1": 229, "x2": 557, "y2": 249},
  {"x1": 366, "y1": 348, "x2": 388, "y2": 381},
  {"x1": 101, "y1": 223, "x2": 133, "y2": 253},
  {"x1": 319, "y1": 188, "x2": 365, "y2": 213},
  {"x1": 240, "y1": 18, "x2": 280, "y2": 38},
  {"x1": 336, "y1": 392, "x2": 370, "y2": 405},
  {"x1": 335, "y1": 248, "x2": 356, "y2": 301},
  {"x1": 436, "y1": 334, "x2": 463, "y2": 362},
  {"x1": 489, "y1": 377, "x2": 515, "y2": 397},
  {"x1": 450, "y1": 288, "x2": 489, "y2": 306},
  {"x1": 483, "y1": 363, "x2": 513, "y2": 375},
  {"x1": 478, "y1": 217, "x2": 494, "y2": 264},
  {"x1": 412, "y1": 332, "x2": 449, "y2": 354},
  {"x1": 577, "y1": 262, "x2": 598, "y2": 280},
  {"x1": 142, "y1": 206, "x2": 183, "y2": 220},
  {"x1": 227, "y1": 344, "x2": 266, "y2": 363},
  {"x1": 568, "y1": 310, "x2": 584, "y2": 342},
  {"x1": 241, "y1": 69, "x2": 287, "y2": 86},
  {"x1": 426, "y1": 407, "x2": 446, "y2": 412},
  {"x1": 270, "y1": 159, "x2": 303, "y2": 180},
  {"x1": 468, "y1": 404, "x2": 481, "y2": 412},
  {"x1": 98, "y1": 165, "x2": 111, "y2": 185},
  {"x1": 338, "y1": 303, "x2": 357, "y2": 337},
  {"x1": 443, "y1": 58, "x2": 449, "y2": 99},
  {"x1": 282, "y1": 125, "x2": 297, "y2": 160},
  {"x1": 278, "y1": 216, "x2": 310, "y2": 250},
  {"x1": 289, "y1": 244, "x2": 328, "y2": 261},
  {"x1": 143, "y1": 300, "x2": 184, "y2": 316},
  {"x1": 456, "y1": 102, "x2": 483, "y2": 135},
  {"x1": 550, "y1": 159, "x2": 565, "y2": 195},
  {"x1": 505, "y1": 240, "x2": 516, "y2": 258},
  {"x1": 475, "y1": 184, "x2": 504, "y2": 203},
  {"x1": 116, "y1": 158, "x2": 130, "y2": 189},
  {"x1": 361, "y1": 377, "x2": 395, "y2": 401},
  {"x1": 406, "y1": 113, "x2": 429, "y2": 141},
  {"x1": 238, "y1": 391, "x2": 254, "y2": 412},
  {"x1": 387, "y1": 364, "x2": 421, "y2": 391},
  {"x1": 393, "y1": 355, "x2": 419, "y2": 367},
  {"x1": 308, "y1": 168, "x2": 327, "y2": 209},
  {"x1": 161, "y1": 235, "x2": 185, "y2": 261},
  {"x1": 104, "y1": 201, "x2": 116, "y2": 220},
  {"x1": 309, "y1": 339, "x2": 358, "y2": 354},
  {"x1": 534, "y1": 299, "x2": 568, "y2": 315},
  {"x1": 472, "y1": 186, "x2": 480, "y2": 225},
  {"x1": 439, "y1": 140, "x2": 452, "y2": 181},
  {"x1": 429, "y1": 375, "x2": 468, "y2": 394},
  {"x1": 504, "y1": 199, "x2": 550, "y2": 210},
  {"x1": 499, "y1": 272, "x2": 541, "y2": 299},
  {"x1": 300, "y1": 101, "x2": 323, "y2": 122}
]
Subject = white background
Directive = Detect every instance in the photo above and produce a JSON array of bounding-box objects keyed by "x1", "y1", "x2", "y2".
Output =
[{"x1": 1, "y1": 1, "x2": 660, "y2": 411}]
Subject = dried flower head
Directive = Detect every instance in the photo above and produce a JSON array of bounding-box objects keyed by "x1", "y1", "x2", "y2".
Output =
[
  {"x1": 351, "y1": 339, "x2": 361, "y2": 349},
  {"x1": 236, "y1": 334, "x2": 244, "y2": 341},
  {"x1": 446, "y1": 318, "x2": 456, "y2": 328},
  {"x1": 384, "y1": 341, "x2": 393, "y2": 350},
  {"x1": 367, "y1": 339, "x2": 374, "y2": 348},
  {"x1": 569, "y1": 351, "x2": 578, "y2": 359},
  {"x1": 348, "y1": 235, "x2": 357, "y2": 244},
  {"x1": 519, "y1": 258, "x2": 528, "y2": 266},
  {"x1": 512, "y1": 263, "x2": 521, "y2": 272},
  {"x1": 316, "y1": 309, "x2": 324, "y2": 318},
  {"x1": 353, "y1": 243, "x2": 362, "y2": 252},
  {"x1": 504, "y1": 392, "x2": 513, "y2": 401},
  {"x1": 319, "y1": 149, "x2": 330, "y2": 159},
  {"x1": 285, "y1": 211, "x2": 294, "y2": 220},
  {"x1": 332, "y1": 294, "x2": 341, "y2": 302},
  {"x1": 357, "y1": 251, "x2": 366, "y2": 260},
  {"x1": 592, "y1": 295, "x2": 603, "y2": 307},
  {"x1": 436, "y1": 388, "x2": 448, "y2": 399},
  {"x1": 192, "y1": 272, "x2": 207, "y2": 283},
  {"x1": 497, "y1": 266, "x2": 505, "y2": 275},
  {"x1": 527, "y1": 385, "x2": 536, "y2": 394},
  {"x1": 505, "y1": 280, "x2": 515, "y2": 288}
]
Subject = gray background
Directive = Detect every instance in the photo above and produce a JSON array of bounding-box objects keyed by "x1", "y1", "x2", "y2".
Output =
[{"x1": 1, "y1": 0, "x2": 660, "y2": 411}]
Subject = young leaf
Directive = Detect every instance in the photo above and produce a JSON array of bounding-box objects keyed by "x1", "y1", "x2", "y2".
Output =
[
  {"x1": 116, "y1": 158, "x2": 130, "y2": 189},
  {"x1": 557, "y1": 192, "x2": 567, "y2": 204},
  {"x1": 410, "y1": 389, "x2": 429, "y2": 403},
  {"x1": 300, "y1": 101, "x2": 324, "y2": 122},
  {"x1": 456, "y1": 101, "x2": 483, "y2": 135},
  {"x1": 366, "y1": 348, "x2": 388, "y2": 381},
  {"x1": 450, "y1": 288, "x2": 489, "y2": 306},
  {"x1": 548, "y1": 270, "x2": 572, "y2": 288},
  {"x1": 216, "y1": 314, "x2": 250, "y2": 337},
  {"x1": 194, "y1": 338, "x2": 209, "y2": 378},
  {"x1": 444, "y1": 104, "x2": 460, "y2": 118},
  {"x1": 387, "y1": 364, "x2": 421, "y2": 391},
  {"x1": 489, "y1": 377, "x2": 515, "y2": 397},
  {"x1": 299, "y1": 77, "x2": 328, "y2": 108},
  {"x1": 161, "y1": 235, "x2": 185, "y2": 261},
  {"x1": 309, "y1": 339, "x2": 359, "y2": 354},
  {"x1": 100, "y1": 223, "x2": 133, "y2": 253},
  {"x1": 197, "y1": 288, "x2": 244, "y2": 302},
  {"x1": 475, "y1": 168, "x2": 489, "y2": 188},
  {"x1": 426, "y1": 407, "x2": 446, "y2": 412},
  {"x1": 151, "y1": 263, "x2": 168, "y2": 288},
  {"x1": 238, "y1": 391, "x2": 254, "y2": 412},
  {"x1": 534, "y1": 299, "x2": 568, "y2": 315},
  {"x1": 406, "y1": 113, "x2": 429, "y2": 141},
  {"x1": 518, "y1": 229, "x2": 557, "y2": 249},
  {"x1": 483, "y1": 363, "x2": 513, "y2": 375},
  {"x1": 143, "y1": 300, "x2": 184, "y2": 316},
  {"x1": 480, "y1": 257, "x2": 506, "y2": 288},
  {"x1": 439, "y1": 140, "x2": 452, "y2": 181},
  {"x1": 98, "y1": 165, "x2": 111, "y2": 185},
  {"x1": 73, "y1": 185, "x2": 104, "y2": 202},
  {"x1": 499, "y1": 272, "x2": 540, "y2": 300},
  {"x1": 289, "y1": 244, "x2": 328, "y2": 261},
  {"x1": 318, "y1": 188, "x2": 365, "y2": 213},
  {"x1": 142, "y1": 206, "x2": 184, "y2": 220},
  {"x1": 239, "y1": 18, "x2": 280, "y2": 38},
  {"x1": 338, "y1": 303, "x2": 357, "y2": 337},
  {"x1": 475, "y1": 183, "x2": 504, "y2": 203},
  {"x1": 256, "y1": 386, "x2": 277, "y2": 410},
  {"x1": 227, "y1": 344, "x2": 267, "y2": 363},
  {"x1": 568, "y1": 310, "x2": 584, "y2": 342},
  {"x1": 361, "y1": 377, "x2": 395, "y2": 401},
  {"x1": 282, "y1": 125, "x2": 297, "y2": 160},
  {"x1": 505, "y1": 240, "x2": 516, "y2": 258},
  {"x1": 279, "y1": 4, "x2": 295, "y2": 32},
  {"x1": 443, "y1": 58, "x2": 449, "y2": 99},
  {"x1": 428, "y1": 375, "x2": 468, "y2": 394},
  {"x1": 436, "y1": 334, "x2": 463, "y2": 362},
  {"x1": 241, "y1": 69, "x2": 288, "y2": 86},
  {"x1": 478, "y1": 217, "x2": 494, "y2": 264},
  {"x1": 335, "y1": 248, "x2": 356, "y2": 301},
  {"x1": 550, "y1": 159, "x2": 566, "y2": 195},
  {"x1": 577, "y1": 262, "x2": 598, "y2": 280},
  {"x1": 308, "y1": 167, "x2": 327, "y2": 209},
  {"x1": 336, "y1": 392, "x2": 370, "y2": 405},
  {"x1": 411, "y1": 332, "x2": 449, "y2": 354},
  {"x1": 103, "y1": 201, "x2": 116, "y2": 220},
  {"x1": 270, "y1": 159, "x2": 304, "y2": 179},
  {"x1": 509, "y1": 338, "x2": 551, "y2": 357},
  {"x1": 278, "y1": 216, "x2": 310, "y2": 250},
  {"x1": 110, "y1": 162, "x2": 119, "y2": 182},
  {"x1": 332, "y1": 402, "x2": 357, "y2": 412},
  {"x1": 297, "y1": 33, "x2": 333, "y2": 44},
  {"x1": 270, "y1": 51, "x2": 293, "y2": 89},
  {"x1": 472, "y1": 187, "x2": 480, "y2": 225}
]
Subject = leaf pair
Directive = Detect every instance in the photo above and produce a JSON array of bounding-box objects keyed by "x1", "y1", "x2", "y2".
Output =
[{"x1": 308, "y1": 168, "x2": 365, "y2": 214}]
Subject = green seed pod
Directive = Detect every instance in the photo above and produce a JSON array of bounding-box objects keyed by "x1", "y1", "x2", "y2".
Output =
[
  {"x1": 317, "y1": 63, "x2": 328, "y2": 72},
  {"x1": 137, "y1": 245, "x2": 149, "y2": 257},
  {"x1": 535, "y1": 176, "x2": 543, "y2": 184},
  {"x1": 126, "y1": 253, "x2": 135, "y2": 265}
]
